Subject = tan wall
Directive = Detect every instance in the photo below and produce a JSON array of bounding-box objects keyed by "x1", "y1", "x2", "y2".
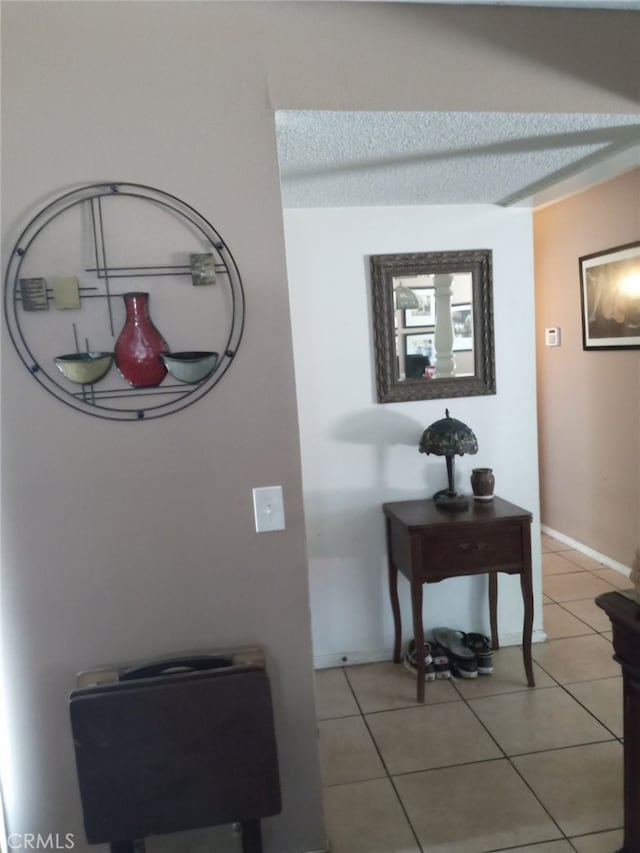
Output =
[
  {"x1": 535, "y1": 169, "x2": 640, "y2": 566},
  {"x1": 1, "y1": 2, "x2": 639, "y2": 850}
]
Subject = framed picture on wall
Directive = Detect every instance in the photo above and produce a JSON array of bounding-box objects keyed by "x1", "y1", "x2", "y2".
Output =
[
  {"x1": 452, "y1": 303, "x2": 473, "y2": 352},
  {"x1": 402, "y1": 332, "x2": 435, "y2": 379},
  {"x1": 404, "y1": 332, "x2": 434, "y2": 358},
  {"x1": 404, "y1": 288, "x2": 436, "y2": 327},
  {"x1": 580, "y1": 241, "x2": 640, "y2": 350}
]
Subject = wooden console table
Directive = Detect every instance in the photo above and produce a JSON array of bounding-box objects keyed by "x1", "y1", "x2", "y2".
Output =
[
  {"x1": 595, "y1": 591, "x2": 640, "y2": 853},
  {"x1": 383, "y1": 496, "x2": 535, "y2": 702}
]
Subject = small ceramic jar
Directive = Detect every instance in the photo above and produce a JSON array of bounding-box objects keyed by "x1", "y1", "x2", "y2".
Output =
[{"x1": 471, "y1": 468, "x2": 495, "y2": 501}]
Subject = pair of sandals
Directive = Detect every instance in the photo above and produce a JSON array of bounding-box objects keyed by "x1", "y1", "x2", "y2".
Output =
[{"x1": 433, "y1": 627, "x2": 494, "y2": 678}]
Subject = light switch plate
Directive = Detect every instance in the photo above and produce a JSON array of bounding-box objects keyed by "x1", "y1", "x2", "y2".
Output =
[{"x1": 253, "y1": 485, "x2": 285, "y2": 532}]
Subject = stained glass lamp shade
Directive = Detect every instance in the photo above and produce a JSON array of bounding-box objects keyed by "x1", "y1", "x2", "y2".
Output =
[
  {"x1": 394, "y1": 284, "x2": 420, "y2": 310},
  {"x1": 419, "y1": 409, "x2": 478, "y2": 510}
]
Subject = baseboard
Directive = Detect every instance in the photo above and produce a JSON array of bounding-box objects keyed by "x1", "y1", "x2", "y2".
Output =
[
  {"x1": 313, "y1": 649, "x2": 392, "y2": 670},
  {"x1": 501, "y1": 628, "x2": 547, "y2": 646},
  {"x1": 313, "y1": 628, "x2": 546, "y2": 670},
  {"x1": 541, "y1": 524, "x2": 631, "y2": 577}
]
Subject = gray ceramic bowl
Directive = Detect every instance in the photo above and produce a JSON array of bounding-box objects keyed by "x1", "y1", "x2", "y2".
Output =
[
  {"x1": 54, "y1": 352, "x2": 114, "y2": 385},
  {"x1": 160, "y1": 351, "x2": 219, "y2": 384}
]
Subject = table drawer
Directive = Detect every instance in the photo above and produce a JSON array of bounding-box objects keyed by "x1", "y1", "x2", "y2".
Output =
[{"x1": 418, "y1": 523, "x2": 523, "y2": 578}]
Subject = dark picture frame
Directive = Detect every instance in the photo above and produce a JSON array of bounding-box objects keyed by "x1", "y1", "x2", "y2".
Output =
[
  {"x1": 579, "y1": 241, "x2": 640, "y2": 350},
  {"x1": 404, "y1": 331, "x2": 435, "y2": 357},
  {"x1": 452, "y1": 303, "x2": 473, "y2": 352},
  {"x1": 404, "y1": 288, "x2": 435, "y2": 327}
]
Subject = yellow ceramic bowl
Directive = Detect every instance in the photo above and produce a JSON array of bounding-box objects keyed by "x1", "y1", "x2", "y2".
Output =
[{"x1": 54, "y1": 352, "x2": 114, "y2": 385}]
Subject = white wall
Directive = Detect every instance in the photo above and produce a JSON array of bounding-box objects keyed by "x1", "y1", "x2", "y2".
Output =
[{"x1": 284, "y1": 205, "x2": 543, "y2": 667}]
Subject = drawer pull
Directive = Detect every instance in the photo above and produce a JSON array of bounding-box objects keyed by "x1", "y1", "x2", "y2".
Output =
[{"x1": 458, "y1": 542, "x2": 487, "y2": 551}]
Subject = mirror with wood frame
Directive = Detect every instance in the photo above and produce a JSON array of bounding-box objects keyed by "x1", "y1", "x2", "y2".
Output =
[{"x1": 370, "y1": 250, "x2": 496, "y2": 402}]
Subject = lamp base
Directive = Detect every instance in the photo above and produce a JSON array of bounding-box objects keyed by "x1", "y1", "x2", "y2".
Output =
[{"x1": 433, "y1": 489, "x2": 469, "y2": 511}]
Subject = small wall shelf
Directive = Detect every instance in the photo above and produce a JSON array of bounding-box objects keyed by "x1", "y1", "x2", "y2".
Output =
[{"x1": 4, "y1": 182, "x2": 245, "y2": 420}]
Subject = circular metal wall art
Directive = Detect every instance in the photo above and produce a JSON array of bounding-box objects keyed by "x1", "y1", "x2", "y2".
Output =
[{"x1": 4, "y1": 182, "x2": 245, "y2": 420}]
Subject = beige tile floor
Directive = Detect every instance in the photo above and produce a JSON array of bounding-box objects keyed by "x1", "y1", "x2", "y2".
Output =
[{"x1": 315, "y1": 534, "x2": 630, "y2": 853}]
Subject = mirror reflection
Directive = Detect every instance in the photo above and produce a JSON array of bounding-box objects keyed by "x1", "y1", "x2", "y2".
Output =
[
  {"x1": 370, "y1": 250, "x2": 495, "y2": 403},
  {"x1": 393, "y1": 272, "x2": 474, "y2": 381}
]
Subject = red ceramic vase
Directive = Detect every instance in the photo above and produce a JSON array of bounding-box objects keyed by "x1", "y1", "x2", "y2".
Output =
[{"x1": 115, "y1": 292, "x2": 169, "y2": 388}]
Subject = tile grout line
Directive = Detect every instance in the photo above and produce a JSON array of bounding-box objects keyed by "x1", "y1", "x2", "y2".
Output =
[
  {"x1": 458, "y1": 674, "x2": 570, "y2": 845},
  {"x1": 317, "y1": 536, "x2": 621, "y2": 852},
  {"x1": 536, "y1": 558, "x2": 620, "y2": 743},
  {"x1": 505, "y1": 735, "x2": 620, "y2": 759},
  {"x1": 459, "y1": 617, "x2": 620, "y2": 846},
  {"x1": 317, "y1": 666, "x2": 620, "y2": 849},
  {"x1": 502, "y1": 551, "x2": 621, "y2": 844},
  {"x1": 475, "y1": 838, "x2": 579, "y2": 853},
  {"x1": 556, "y1": 677, "x2": 623, "y2": 743},
  {"x1": 341, "y1": 665, "x2": 425, "y2": 852},
  {"x1": 542, "y1": 571, "x2": 618, "y2": 645},
  {"x1": 357, "y1": 690, "x2": 425, "y2": 849},
  {"x1": 385, "y1": 775, "x2": 425, "y2": 852},
  {"x1": 546, "y1": 596, "x2": 609, "y2": 637}
]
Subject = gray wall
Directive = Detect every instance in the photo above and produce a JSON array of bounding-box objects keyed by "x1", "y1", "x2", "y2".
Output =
[{"x1": 2, "y1": 3, "x2": 638, "y2": 851}]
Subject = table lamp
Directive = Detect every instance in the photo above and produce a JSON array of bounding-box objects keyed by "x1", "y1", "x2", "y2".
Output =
[{"x1": 419, "y1": 409, "x2": 478, "y2": 510}]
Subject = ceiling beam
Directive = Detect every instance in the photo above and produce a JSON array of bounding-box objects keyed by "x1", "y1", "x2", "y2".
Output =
[{"x1": 498, "y1": 140, "x2": 640, "y2": 208}]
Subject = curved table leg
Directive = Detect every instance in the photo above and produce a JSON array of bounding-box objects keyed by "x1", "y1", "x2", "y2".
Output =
[
  {"x1": 386, "y1": 517, "x2": 402, "y2": 664},
  {"x1": 520, "y1": 569, "x2": 535, "y2": 687},
  {"x1": 410, "y1": 579, "x2": 425, "y2": 702},
  {"x1": 489, "y1": 573, "x2": 499, "y2": 650},
  {"x1": 241, "y1": 820, "x2": 263, "y2": 853}
]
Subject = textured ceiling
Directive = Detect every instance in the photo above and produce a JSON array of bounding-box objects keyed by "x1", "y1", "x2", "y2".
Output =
[{"x1": 276, "y1": 111, "x2": 640, "y2": 208}]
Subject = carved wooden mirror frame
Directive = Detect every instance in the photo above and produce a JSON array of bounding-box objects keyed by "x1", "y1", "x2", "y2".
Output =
[{"x1": 370, "y1": 249, "x2": 496, "y2": 403}]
